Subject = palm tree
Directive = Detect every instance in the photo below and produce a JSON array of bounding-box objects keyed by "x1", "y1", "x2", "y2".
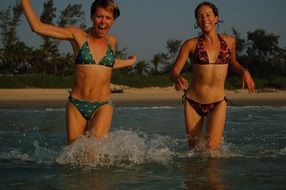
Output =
[
  {"x1": 166, "y1": 39, "x2": 181, "y2": 63},
  {"x1": 151, "y1": 53, "x2": 167, "y2": 75},
  {"x1": 58, "y1": 53, "x2": 74, "y2": 76},
  {"x1": 246, "y1": 29, "x2": 281, "y2": 78},
  {"x1": 133, "y1": 60, "x2": 151, "y2": 76}
]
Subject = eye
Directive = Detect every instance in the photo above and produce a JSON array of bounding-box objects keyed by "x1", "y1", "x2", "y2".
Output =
[
  {"x1": 95, "y1": 15, "x2": 102, "y2": 19},
  {"x1": 106, "y1": 16, "x2": 112, "y2": 21},
  {"x1": 197, "y1": 15, "x2": 203, "y2": 20}
]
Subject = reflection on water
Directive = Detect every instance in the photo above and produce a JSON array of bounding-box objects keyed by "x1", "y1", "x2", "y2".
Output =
[{"x1": 182, "y1": 158, "x2": 226, "y2": 190}]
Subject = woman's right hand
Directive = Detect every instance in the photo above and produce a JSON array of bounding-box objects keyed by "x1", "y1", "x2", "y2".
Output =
[
  {"x1": 21, "y1": 0, "x2": 75, "y2": 40},
  {"x1": 174, "y1": 76, "x2": 189, "y2": 91}
]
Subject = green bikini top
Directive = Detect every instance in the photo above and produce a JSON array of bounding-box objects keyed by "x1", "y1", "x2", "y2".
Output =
[{"x1": 75, "y1": 31, "x2": 115, "y2": 68}]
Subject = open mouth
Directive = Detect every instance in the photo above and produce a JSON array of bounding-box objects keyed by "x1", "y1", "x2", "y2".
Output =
[
  {"x1": 98, "y1": 25, "x2": 107, "y2": 30},
  {"x1": 96, "y1": 25, "x2": 108, "y2": 35}
]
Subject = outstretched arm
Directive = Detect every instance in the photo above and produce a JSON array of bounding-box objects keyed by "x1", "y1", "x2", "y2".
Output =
[
  {"x1": 107, "y1": 35, "x2": 137, "y2": 69},
  {"x1": 113, "y1": 56, "x2": 137, "y2": 69},
  {"x1": 21, "y1": 0, "x2": 76, "y2": 40},
  {"x1": 228, "y1": 36, "x2": 255, "y2": 93}
]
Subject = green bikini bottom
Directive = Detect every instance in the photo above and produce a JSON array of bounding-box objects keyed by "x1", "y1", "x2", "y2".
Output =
[{"x1": 68, "y1": 95, "x2": 113, "y2": 121}]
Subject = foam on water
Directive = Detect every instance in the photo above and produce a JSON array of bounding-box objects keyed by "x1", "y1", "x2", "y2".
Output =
[
  {"x1": 55, "y1": 134, "x2": 248, "y2": 169},
  {"x1": 1, "y1": 133, "x2": 284, "y2": 171},
  {"x1": 3, "y1": 126, "x2": 281, "y2": 169},
  {"x1": 56, "y1": 130, "x2": 176, "y2": 168}
]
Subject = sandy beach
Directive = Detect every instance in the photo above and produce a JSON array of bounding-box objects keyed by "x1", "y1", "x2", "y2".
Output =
[{"x1": 0, "y1": 87, "x2": 285, "y2": 108}]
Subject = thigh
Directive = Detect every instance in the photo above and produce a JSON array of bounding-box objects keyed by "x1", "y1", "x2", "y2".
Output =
[
  {"x1": 66, "y1": 102, "x2": 88, "y2": 144},
  {"x1": 205, "y1": 101, "x2": 227, "y2": 149},
  {"x1": 184, "y1": 101, "x2": 203, "y2": 138},
  {"x1": 89, "y1": 104, "x2": 113, "y2": 138}
]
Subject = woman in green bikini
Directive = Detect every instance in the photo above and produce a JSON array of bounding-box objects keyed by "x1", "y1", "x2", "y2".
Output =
[
  {"x1": 170, "y1": 2, "x2": 255, "y2": 152},
  {"x1": 21, "y1": 0, "x2": 136, "y2": 144}
]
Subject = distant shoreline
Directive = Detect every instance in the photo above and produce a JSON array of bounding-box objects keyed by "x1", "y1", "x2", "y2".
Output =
[{"x1": 0, "y1": 88, "x2": 285, "y2": 108}]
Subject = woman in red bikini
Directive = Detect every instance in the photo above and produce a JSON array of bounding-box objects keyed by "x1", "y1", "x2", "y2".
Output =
[{"x1": 170, "y1": 2, "x2": 255, "y2": 151}]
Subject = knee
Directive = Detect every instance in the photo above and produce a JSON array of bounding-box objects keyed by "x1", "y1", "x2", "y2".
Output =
[{"x1": 91, "y1": 130, "x2": 108, "y2": 139}]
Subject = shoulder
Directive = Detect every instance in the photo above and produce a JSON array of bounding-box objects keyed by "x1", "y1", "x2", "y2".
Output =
[
  {"x1": 220, "y1": 33, "x2": 236, "y2": 47},
  {"x1": 64, "y1": 26, "x2": 88, "y2": 41},
  {"x1": 107, "y1": 34, "x2": 118, "y2": 50},
  {"x1": 107, "y1": 34, "x2": 117, "y2": 45},
  {"x1": 181, "y1": 37, "x2": 199, "y2": 52},
  {"x1": 77, "y1": 27, "x2": 90, "y2": 37},
  {"x1": 63, "y1": 27, "x2": 89, "y2": 49},
  {"x1": 184, "y1": 37, "x2": 199, "y2": 46}
]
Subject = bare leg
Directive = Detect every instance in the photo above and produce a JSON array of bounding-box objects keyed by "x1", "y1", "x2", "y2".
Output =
[
  {"x1": 89, "y1": 104, "x2": 113, "y2": 138},
  {"x1": 205, "y1": 101, "x2": 227, "y2": 150},
  {"x1": 184, "y1": 101, "x2": 204, "y2": 148},
  {"x1": 66, "y1": 102, "x2": 88, "y2": 144}
]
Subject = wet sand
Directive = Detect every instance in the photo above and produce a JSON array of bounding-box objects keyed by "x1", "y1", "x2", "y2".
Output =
[{"x1": 0, "y1": 87, "x2": 285, "y2": 108}]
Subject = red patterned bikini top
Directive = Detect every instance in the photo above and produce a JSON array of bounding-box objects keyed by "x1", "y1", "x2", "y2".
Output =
[{"x1": 190, "y1": 35, "x2": 231, "y2": 65}]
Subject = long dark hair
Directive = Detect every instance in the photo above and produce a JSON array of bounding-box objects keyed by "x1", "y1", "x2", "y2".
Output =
[{"x1": 194, "y1": 1, "x2": 223, "y2": 29}]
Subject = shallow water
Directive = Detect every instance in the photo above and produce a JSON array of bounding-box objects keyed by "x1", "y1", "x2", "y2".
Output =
[{"x1": 0, "y1": 106, "x2": 285, "y2": 189}]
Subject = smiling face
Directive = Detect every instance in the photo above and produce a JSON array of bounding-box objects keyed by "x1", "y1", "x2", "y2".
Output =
[
  {"x1": 196, "y1": 5, "x2": 219, "y2": 33},
  {"x1": 91, "y1": 7, "x2": 115, "y2": 38}
]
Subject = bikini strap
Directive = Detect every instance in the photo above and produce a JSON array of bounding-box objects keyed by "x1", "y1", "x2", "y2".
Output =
[
  {"x1": 88, "y1": 27, "x2": 92, "y2": 38},
  {"x1": 224, "y1": 97, "x2": 234, "y2": 106},
  {"x1": 106, "y1": 37, "x2": 116, "y2": 55},
  {"x1": 66, "y1": 89, "x2": 72, "y2": 95},
  {"x1": 83, "y1": 27, "x2": 92, "y2": 43},
  {"x1": 181, "y1": 90, "x2": 187, "y2": 104},
  {"x1": 182, "y1": 93, "x2": 233, "y2": 106}
]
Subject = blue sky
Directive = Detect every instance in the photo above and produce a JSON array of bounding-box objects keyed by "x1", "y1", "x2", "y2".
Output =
[{"x1": 1, "y1": 0, "x2": 286, "y2": 61}]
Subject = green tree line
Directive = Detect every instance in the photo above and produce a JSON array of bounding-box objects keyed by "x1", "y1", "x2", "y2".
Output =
[{"x1": 0, "y1": 1, "x2": 286, "y2": 89}]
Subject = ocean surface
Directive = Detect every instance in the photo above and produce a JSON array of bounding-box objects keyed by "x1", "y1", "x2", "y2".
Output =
[{"x1": 0, "y1": 105, "x2": 285, "y2": 190}]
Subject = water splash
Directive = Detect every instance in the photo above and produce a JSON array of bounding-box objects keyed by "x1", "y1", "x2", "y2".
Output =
[
  {"x1": 56, "y1": 130, "x2": 176, "y2": 168},
  {"x1": 1, "y1": 129, "x2": 283, "y2": 169},
  {"x1": 0, "y1": 149, "x2": 32, "y2": 162},
  {"x1": 181, "y1": 138, "x2": 237, "y2": 159}
]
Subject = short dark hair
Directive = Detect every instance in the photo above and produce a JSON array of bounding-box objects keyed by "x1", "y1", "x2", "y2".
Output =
[{"x1": 90, "y1": 0, "x2": 120, "y2": 19}]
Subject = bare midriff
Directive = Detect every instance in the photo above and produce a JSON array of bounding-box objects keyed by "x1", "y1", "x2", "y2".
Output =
[
  {"x1": 70, "y1": 65, "x2": 112, "y2": 101},
  {"x1": 186, "y1": 64, "x2": 228, "y2": 103}
]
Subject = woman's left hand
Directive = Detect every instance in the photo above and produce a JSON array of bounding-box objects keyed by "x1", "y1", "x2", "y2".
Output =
[
  {"x1": 128, "y1": 55, "x2": 137, "y2": 65},
  {"x1": 242, "y1": 70, "x2": 255, "y2": 93}
]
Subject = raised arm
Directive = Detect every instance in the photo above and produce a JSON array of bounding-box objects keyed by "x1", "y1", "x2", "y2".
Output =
[
  {"x1": 21, "y1": 0, "x2": 76, "y2": 40},
  {"x1": 228, "y1": 35, "x2": 255, "y2": 93}
]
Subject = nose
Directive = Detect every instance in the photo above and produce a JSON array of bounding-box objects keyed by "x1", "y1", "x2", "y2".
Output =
[
  {"x1": 202, "y1": 15, "x2": 208, "y2": 22},
  {"x1": 102, "y1": 16, "x2": 109, "y2": 24},
  {"x1": 98, "y1": 17, "x2": 105, "y2": 24}
]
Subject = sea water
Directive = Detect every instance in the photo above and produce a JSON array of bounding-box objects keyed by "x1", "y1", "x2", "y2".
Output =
[{"x1": 0, "y1": 106, "x2": 285, "y2": 190}]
